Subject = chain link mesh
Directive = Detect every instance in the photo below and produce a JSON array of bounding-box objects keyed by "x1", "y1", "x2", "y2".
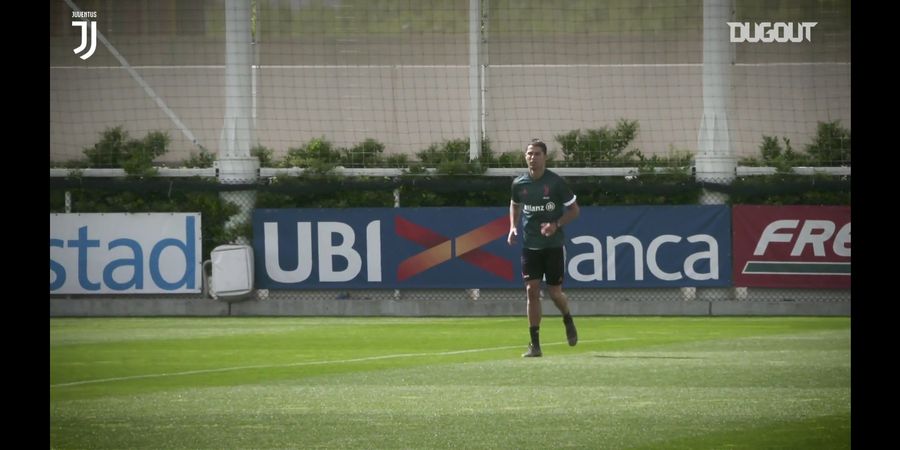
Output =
[
  {"x1": 49, "y1": 173, "x2": 850, "y2": 306},
  {"x1": 49, "y1": 0, "x2": 849, "y2": 311}
]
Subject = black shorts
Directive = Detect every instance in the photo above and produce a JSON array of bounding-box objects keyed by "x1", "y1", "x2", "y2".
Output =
[{"x1": 521, "y1": 247, "x2": 565, "y2": 285}]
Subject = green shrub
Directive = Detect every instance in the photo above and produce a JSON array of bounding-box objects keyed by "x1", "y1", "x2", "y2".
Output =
[
  {"x1": 493, "y1": 150, "x2": 525, "y2": 168},
  {"x1": 738, "y1": 136, "x2": 809, "y2": 173},
  {"x1": 635, "y1": 147, "x2": 694, "y2": 173},
  {"x1": 183, "y1": 148, "x2": 216, "y2": 168},
  {"x1": 806, "y1": 120, "x2": 851, "y2": 165},
  {"x1": 257, "y1": 176, "x2": 395, "y2": 208},
  {"x1": 416, "y1": 138, "x2": 490, "y2": 174},
  {"x1": 727, "y1": 174, "x2": 850, "y2": 205},
  {"x1": 251, "y1": 145, "x2": 276, "y2": 167},
  {"x1": 555, "y1": 119, "x2": 642, "y2": 167},
  {"x1": 385, "y1": 153, "x2": 410, "y2": 168},
  {"x1": 342, "y1": 138, "x2": 385, "y2": 168},
  {"x1": 82, "y1": 126, "x2": 170, "y2": 176},
  {"x1": 281, "y1": 137, "x2": 341, "y2": 174},
  {"x1": 739, "y1": 121, "x2": 851, "y2": 170},
  {"x1": 571, "y1": 173, "x2": 700, "y2": 206}
]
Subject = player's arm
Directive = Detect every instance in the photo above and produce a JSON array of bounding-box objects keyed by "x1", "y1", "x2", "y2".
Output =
[
  {"x1": 557, "y1": 178, "x2": 580, "y2": 228},
  {"x1": 508, "y1": 200, "x2": 521, "y2": 245},
  {"x1": 556, "y1": 200, "x2": 580, "y2": 229},
  {"x1": 546, "y1": 195, "x2": 579, "y2": 236}
]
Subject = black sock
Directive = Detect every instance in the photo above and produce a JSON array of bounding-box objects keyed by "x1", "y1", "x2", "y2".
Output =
[
  {"x1": 529, "y1": 326, "x2": 540, "y2": 347},
  {"x1": 563, "y1": 313, "x2": 573, "y2": 324}
]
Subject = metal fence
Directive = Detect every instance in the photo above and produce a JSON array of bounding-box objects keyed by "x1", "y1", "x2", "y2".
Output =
[
  {"x1": 49, "y1": 0, "x2": 850, "y2": 314},
  {"x1": 49, "y1": 172, "x2": 851, "y2": 313}
]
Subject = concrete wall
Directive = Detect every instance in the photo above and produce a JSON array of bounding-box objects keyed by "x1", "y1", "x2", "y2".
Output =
[{"x1": 50, "y1": 288, "x2": 850, "y2": 317}]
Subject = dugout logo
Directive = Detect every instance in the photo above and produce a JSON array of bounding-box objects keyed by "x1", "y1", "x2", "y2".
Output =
[
  {"x1": 72, "y1": 10, "x2": 98, "y2": 60},
  {"x1": 727, "y1": 22, "x2": 816, "y2": 43},
  {"x1": 395, "y1": 215, "x2": 513, "y2": 281}
]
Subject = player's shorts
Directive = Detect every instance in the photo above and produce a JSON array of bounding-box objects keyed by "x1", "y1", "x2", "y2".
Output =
[{"x1": 521, "y1": 247, "x2": 565, "y2": 285}]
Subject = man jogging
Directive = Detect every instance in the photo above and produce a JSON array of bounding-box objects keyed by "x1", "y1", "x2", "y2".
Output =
[{"x1": 507, "y1": 139, "x2": 580, "y2": 357}]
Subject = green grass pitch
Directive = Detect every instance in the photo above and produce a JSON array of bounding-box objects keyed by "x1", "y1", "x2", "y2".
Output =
[{"x1": 51, "y1": 316, "x2": 850, "y2": 449}]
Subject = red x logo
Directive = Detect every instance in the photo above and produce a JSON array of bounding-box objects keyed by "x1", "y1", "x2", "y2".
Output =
[{"x1": 395, "y1": 216, "x2": 513, "y2": 281}]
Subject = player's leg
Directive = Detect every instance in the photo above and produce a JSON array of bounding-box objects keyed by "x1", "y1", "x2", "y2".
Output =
[
  {"x1": 526, "y1": 279, "x2": 543, "y2": 328},
  {"x1": 547, "y1": 284, "x2": 577, "y2": 346},
  {"x1": 521, "y1": 249, "x2": 544, "y2": 357},
  {"x1": 546, "y1": 284, "x2": 569, "y2": 316},
  {"x1": 544, "y1": 246, "x2": 569, "y2": 314},
  {"x1": 545, "y1": 247, "x2": 577, "y2": 346},
  {"x1": 524, "y1": 279, "x2": 543, "y2": 356}
]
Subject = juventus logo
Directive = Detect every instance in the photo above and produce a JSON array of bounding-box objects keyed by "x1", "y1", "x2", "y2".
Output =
[{"x1": 72, "y1": 20, "x2": 97, "y2": 60}]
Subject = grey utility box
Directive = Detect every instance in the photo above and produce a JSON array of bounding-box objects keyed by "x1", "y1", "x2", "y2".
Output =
[{"x1": 209, "y1": 244, "x2": 254, "y2": 300}]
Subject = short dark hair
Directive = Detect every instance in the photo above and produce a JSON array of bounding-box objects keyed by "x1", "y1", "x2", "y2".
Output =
[{"x1": 527, "y1": 139, "x2": 547, "y2": 154}]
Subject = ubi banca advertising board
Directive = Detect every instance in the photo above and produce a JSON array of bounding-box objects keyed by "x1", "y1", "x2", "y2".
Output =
[
  {"x1": 49, "y1": 213, "x2": 202, "y2": 294},
  {"x1": 253, "y1": 205, "x2": 732, "y2": 289}
]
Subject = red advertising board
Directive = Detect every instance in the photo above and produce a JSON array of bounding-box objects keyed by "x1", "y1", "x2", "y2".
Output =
[{"x1": 732, "y1": 205, "x2": 850, "y2": 288}]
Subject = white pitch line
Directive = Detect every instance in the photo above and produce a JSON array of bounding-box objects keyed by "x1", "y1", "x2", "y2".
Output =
[{"x1": 50, "y1": 338, "x2": 632, "y2": 388}]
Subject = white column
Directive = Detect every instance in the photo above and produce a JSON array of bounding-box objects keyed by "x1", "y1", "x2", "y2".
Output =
[
  {"x1": 218, "y1": 0, "x2": 259, "y2": 244},
  {"x1": 468, "y1": 0, "x2": 483, "y2": 161},
  {"x1": 696, "y1": 0, "x2": 735, "y2": 200}
]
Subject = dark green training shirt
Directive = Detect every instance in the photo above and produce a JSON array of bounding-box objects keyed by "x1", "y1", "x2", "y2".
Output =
[{"x1": 510, "y1": 169, "x2": 576, "y2": 249}]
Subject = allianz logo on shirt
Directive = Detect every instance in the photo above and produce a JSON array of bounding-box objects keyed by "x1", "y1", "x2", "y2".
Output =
[{"x1": 524, "y1": 202, "x2": 556, "y2": 212}]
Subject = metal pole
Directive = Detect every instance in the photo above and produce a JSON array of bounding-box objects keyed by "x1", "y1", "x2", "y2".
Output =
[
  {"x1": 393, "y1": 187, "x2": 401, "y2": 300},
  {"x1": 695, "y1": 0, "x2": 736, "y2": 302},
  {"x1": 468, "y1": 0, "x2": 482, "y2": 161},
  {"x1": 218, "y1": 0, "x2": 259, "y2": 244},
  {"x1": 468, "y1": 0, "x2": 484, "y2": 299},
  {"x1": 696, "y1": 0, "x2": 735, "y2": 197}
]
